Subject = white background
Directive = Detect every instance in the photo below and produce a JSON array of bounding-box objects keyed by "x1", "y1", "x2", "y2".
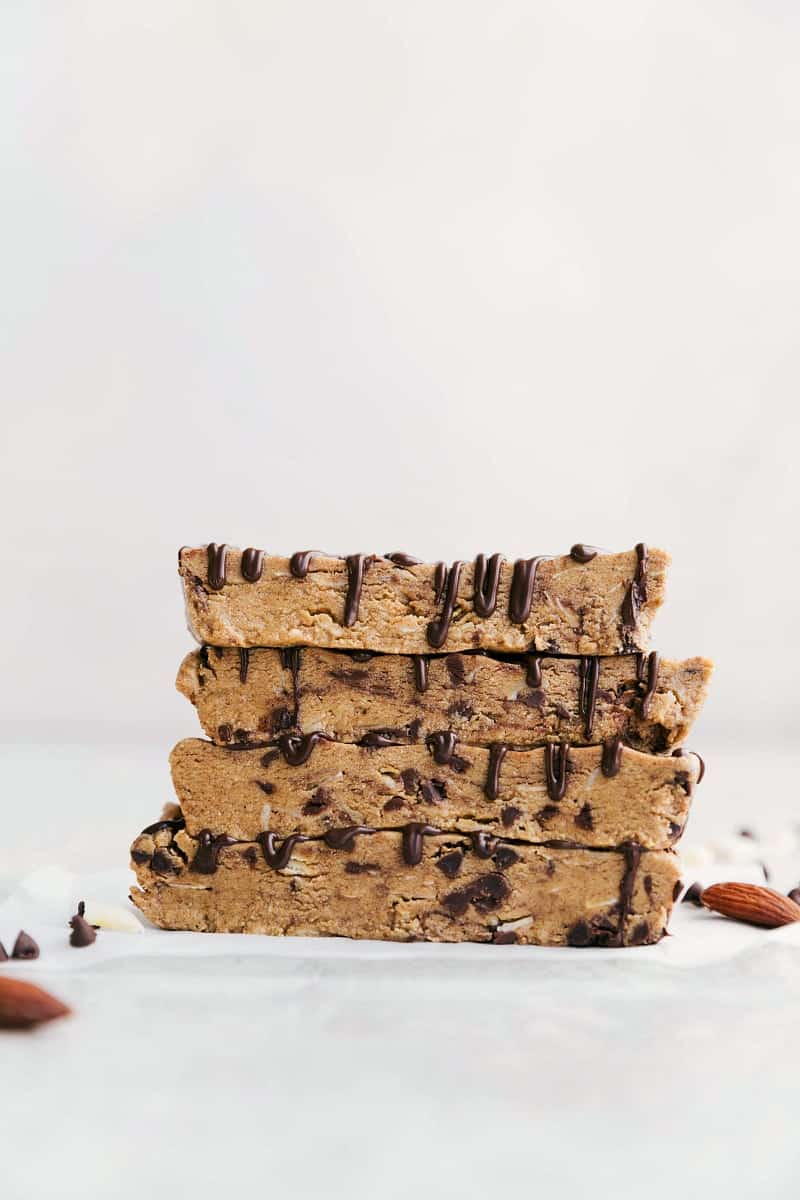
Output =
[{"x1": 2, "y1": 1, "x2": 799, "y2": 746}]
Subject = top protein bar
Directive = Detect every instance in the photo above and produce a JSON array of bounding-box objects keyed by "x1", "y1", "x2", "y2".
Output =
[{"x1": 178, "y1": 543, "x2": 669, "y2": 655}]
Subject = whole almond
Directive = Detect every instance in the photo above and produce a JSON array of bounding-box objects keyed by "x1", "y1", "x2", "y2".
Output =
[
  {"x1": 701, "y1": 882, "x2": 800, "y2": 929},
  {"x1": 0, "y1": 977, "x2": 71, "y2": 1029}
]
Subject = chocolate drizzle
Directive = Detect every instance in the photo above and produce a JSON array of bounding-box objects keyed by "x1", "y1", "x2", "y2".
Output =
[
  {"x1": 402, "y1": 822, "x2": 440, "y2": 866},
  {"x1": 360, "y1": 729, "x2": 404, "y2": 748},
  {"x1": 509, "y1": 557, "x2": 547, "y2": 625},
  {"x1": 412, "y1": 655, "x2": 429, "y2": 693},
  {"x1": 473, "y1": 553, "x2": 504, "y2": 618},
  {"x1": 470, "y1": 831, "x2": 499, "y2": 859},
  {"x1": 324, "y1": 826, "x2": 375, "y2": 851},
  {"x1": 639, "y1": 651, "x2": 660, "y2": 717},
  {"x1": 426, "y1": 731, "x2": 458, "y2": 767},
  {"x1": 289, "y1": 551, "x2": 315, "y2": 579},
  {"x1": 241, "y1": 547, "x2": 264, "y2": 582},
  {"x1": 485, "y1": 743, "x2": 508, "y2": 801},
  {"x1": 618, "y1": 841, "x2": 642, "y2": 945},
  {"x1": 570, "y1": 544, "x2": 600, "y2": 563},
  {"x1": 238, "y1": 648, "x2": 250, "y2": 684},
  {"x1": 386, "y1": 552, "x2": 421, "y2": 567},
  {"x1": 544, "y1": 742, "x2": 570, "y2": 801},
  {"x1": 601, "y1": 738, "x2": 624, "y2": 778},
  {"x1": 672, "y1": 747, "x2": 706, "y2": 783},
  {"x1": 207, "y1": 543, "x2": 228, "y2": 590},
  {"x1": 578, "y1": 657, "x2": 599, "y2": 737},
  {"x1": 279, "y1": 647, "x2": 301, "y2": 676},
  {"x1": 525, "y1": 654, "x2": 544, "y2": 688},
  {"x1": 190, "y1": 830, "x2": 237, "y2": 874},
  {"x1": 278, "y1": 731, "x2": 328, "y2": 766},
  {"x1": 427, "y1": 561, "x2": 464, "y2": 648},
  {"x1": 344, "y1": 554, "x2": 372, "y2": 627},
  {"x1": 256, "y1": 832, "x2": 307, "y2": 870},
  {"x1": 141, "y1": 816, "x2": 186, "y2": 837},
  {"x1": 621, "y1": 543, "x2": 649, "y2": 631}
]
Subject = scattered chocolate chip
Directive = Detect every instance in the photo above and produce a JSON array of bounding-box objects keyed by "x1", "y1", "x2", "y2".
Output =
[
  {"x1": 383, "y1": 796, "x2": 405, "y2": 813},
  {"x1": 241, "y1": 846, "x2": 259, "y2": 866},
  {"x1": 501, "y1": 805, "x2": 521, "y2": 828},
  {"x1": 400, "y1": 768, "x2": 419, "y2": 795},
  {"x1": 536, "y1": 805, "x2": 558, "y2": 824},
  {"x1": 257, "y1": 781, "x2": 274, "y2": 795},
  {"x1": 442, "y1": 873, "x2": 509, "y2": 918},
  {"x1": 493, "y1": 846, "x2": 518, "y2": 870},
  {"x1": 11, "y1": 931, "x2": 39, "y2": 960},
  {"x1": 629, "y1": 921, "x2": 650, "y2": 945},
  {"x1": 151, "y1": 849, "x2": 181, "y2": 876},
  {"x1": 673, "y1": 771, "x2": 691, "y2": 794},
  {"x1": 681, "y1": 881, "x2": 704, "y2": 906},
  {"x1": 435, "y1": 850, "x2": 464, "y2": 879},
  {"x1": 519, "y1": 689, "x2": 545, "y2": 709},
  {"x1": 421, "y1": 779, "x2": 446, "y2": 803},
  {"x1": 492, "y1": 930, "x2": 518, "y2": 945},
  {"x1": 567, "y1": 913, "x2": 618, "y2": 947},
  {"x1": 218, "y1": 724, "x2": 233, "y2": 743},
  {"x1": 574, "y1": 803, "x2": 593, "y2": 831},
  {"x1": 445, "y1": 655, "x2": 465, "y2": 685},
  {"x1": 260, "y1": 750, "x2": 280, "y2": 768},
  {"x1": 69, "y1": 902, "x2": 97, "y2": 948},
  {"x1": 131, "y1": 848, "x2": 151, "y2": 865}
]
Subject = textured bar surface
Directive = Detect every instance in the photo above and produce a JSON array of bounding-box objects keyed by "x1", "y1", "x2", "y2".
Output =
[
  {"x1": 130, "y1": 825, "x2": 680, "y2": 945},
  {"x1": 177, "y1": 646, "x2": 712, "y2": 752},
  {"x1": 169, "y1": 737, "x2": 698, "y2": 848},
  {"x1": 179, "y1": 547, "x2": 669, "y2": 654}
]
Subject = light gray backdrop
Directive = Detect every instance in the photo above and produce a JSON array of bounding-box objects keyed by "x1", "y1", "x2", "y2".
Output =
[{"x1": 2, "y1": 1, "x2": 799, "y2": 744}]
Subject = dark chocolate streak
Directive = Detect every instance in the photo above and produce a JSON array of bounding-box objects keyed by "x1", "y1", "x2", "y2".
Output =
[
  {"x1": 256, "y1": 832, "x2": 307, "y2": 870},
  {"x1": 289, "y1": 551, "x2": 315, "y2": 579},
  {"x1": 413, "y1": 655, "x2": 429, "y2": 692},
  {"x1": 190, "y1": 830, "x2": 237, "y2": 874},
  {"x1": 569, "y1": 544, "x2": 599, "y2": 563},
  {"x1": 344, "y1": 554, "x2": 372, "y2": 627},
  {"x1": 672, "y1": 747, "x2": 706, "y2": 783},
  {"x1": 485, "y1": 744, "x2": 508, "y2": 801},
  {"x1": 544, "y1": 742, "x2": 570, "y2": 801},
  {"x1": 206, "y1": 543, "x2": 228, "y2": 590},
  {"x1": 621, "y1": 543, "x2": 648, "y2": 630},
  {"x1": 639, "y1": 651, "x2": 660, "y2": 717},
  {"x1": 278, "y1": 731, "x2": 329, "y2": 766},
  {"x1": 473, "y1": 553, "x2": 504, "y2": 618},
  {"x1": 578, "y1": 657, "x2": 599, "y2": 737},
  {"x1": 386, "y1": 553, "x2": 421, "y2": 567},
  {"x1": 402, "y1": 823, "x2": 440, "y2": 866},
  {"x1": 238, "y1": 648, "x2": 250, "y2": 684},
  {"x1": 601, "y1": 738, "x2": 624, "y2": 778},
  {"x1": 324, "y1": 826, "x2": 375, "y2": 850},
  {"x1": 241, "y1": 547, "x2": 264, "y2": 582},
  {"x1": 525, "y1": 654, "x2": 543, "y2": 689},
  {"x1": 427, "y1": 561, "x2": 464, "y2": 648},
  {"x1": 279, "y1": 647, "x2": 301, "y2": 676},
  {"x1": 509, "y1": 557, "x2": 548, "y2": 624},
  {"x1": 618, "y1": 841, "x2": 642, "y2": 945}
]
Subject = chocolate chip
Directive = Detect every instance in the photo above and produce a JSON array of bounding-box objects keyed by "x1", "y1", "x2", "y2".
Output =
[
  {"x1": 260, "y1": 750, "x2": 280, "y2": 768},
  {"x1": 492, "y1": 930, "x2": 517, "y2": 945},
  {"x1": 257, "y1": 781, "x2": 274, "y2": 795},
  {"x1": 407, "y1": 718, "x2": 422, "y2": 741},
  {"x1": 445, "y1": 655, "x2": 465, "y2": 685},
  {"x1": 501, "y1": 805, "x2": 521, "y2": 828},
  {"x1": 11, "y1": 931, "x2": 39, "y2": 960},
  {"x1": 242, "y1": 846, "x2": 259, "y2": 866},
  {"x1": 400, "y1": 768, "x2": 419, "y2": 795},
  {"x1": 345, "y1": 861, "x2": 380, "y2": 875},
  {"x1": 643, "y1": 873, "x2": 653, "y2": 897},
  {"x1": 567, "y1": 913, "x2": 618, "y2": 947},
  {"x1": 519, "y1": 689, "x2": 545, "y2": 709},
  {"x1": 672, "y1": 879, "x2": 683, "y2": 901},
  {"x1": 270, "y1": 707, "x2": 294, "y2": 732},
  {"x1": 681, "y1": 881, "x2": 704, "y2": 906},
  {"x1": 443, "y1": 873, "x2": 509, "y2": 918},
  {"x1": 69, "y1": 903, "x2": 97, "y2": 948},
  {"x1": 667, "y1": 821, "x2": 683, "y2": 841},
  {"x1": 493, "y1": 846, "x2": 518, "y2": 870},
  {"x1": 536, "y1": 805, "x2": 558, "y2": 824},
  {"x1": 302, "y1": 788, "x2": 330, "y2": 814},
  {"x1": 421, "y1": 779, "x2": 446, "y2": 803},
  {"x1": 218, "y1": 724, "x2": 233, "y2": 742},
  {"x1": 450, "y1": 754, "x2": 471, "y2": 774},
  {"x1": 574, "y1": 803, "x2": 593, "y2": 831},
  {"x1": 629, "y1": 921, "x2": 650, "y2": 945},
  {"x1": 383, "y1": 796, "x2": 405, "y2": 813},
  {"x1": 131, "y1": 848, "x2": 151, "y2": 865},
  {"x1": 674, "y1": 770, "x2": 691, "y2": 793},
  {"x1": 435, "y1": 850, "x2": 464, "y2": 879},
  {"x1": 151, "y1": 850, "x2": 180, "y2": 876}
]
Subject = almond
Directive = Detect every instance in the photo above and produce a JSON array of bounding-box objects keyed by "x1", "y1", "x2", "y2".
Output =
[
  {"x1": 701, "y1": 882, "x2": 800, "y2": 929},
  {"x1": 0, "y1": 977, "x2": 71, "y2": 1029}
]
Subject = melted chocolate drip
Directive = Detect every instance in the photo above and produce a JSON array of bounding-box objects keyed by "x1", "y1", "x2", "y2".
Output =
[
  {"x1": 190, "y1": 830, "x2": 237, "y2": 874},
  {"x1": 278, "y1": 731, "x2": 328, "y2": 766},
  {"x1": 470, "y1": 831, "x2": 498, "y2": 858},
  {"x1": 279, "y1": 647, "x2": 301, "y2": 676},
  {"x1": 621, "y1": 543, "x2": 649, "y2": 630},
  {"x1": 402, "y1": 822, "x2": 440, "y2": 866},
  {"x1": 238, "y1": 648, "x2": 250, "y2": 684},
  {"x1": 601, "y1": 738, "x2": 624, "y2": 778},
  {"x1": 386, "y1": 553, "x2": 421, "y2": 567},
  {"x1": 426, "y1": 731, "x2": 458, "y2": 766},
  {"x1": 672, "y1": 747, "x2": 706, "y2": 784},
  {"x1": 427, "y1": 561, "x2": 464, "y2": 648},
  {"x1": 525, "y1": 654, "x2": 544, "y2": 688},
  {"x1": 473, "y1": 553, "x2": 504, "y2": 618},
  {"x1": 241, "y1": 547, "x2": 264, "y2": 582},
  {"x1": 570, "y1": 544, "x2": 600, "y2": 563},
  {"x1": 412, "y1": 655, "x2": 429, "y2": 693},
  {"x1": 324, "y1": 826, "x2": 375, "y2": 851},
  {"x1": 207, "y1": 543, "x2": 228, "y2": 590},
  {"x1": 256, "y1": 832, "x2": 307, "y2": 870},
  {"x1": 485, "y1": 744, "x2": 508, "y2": 801},
  {"x1": 639, "y1": 651, "x2": 660, "y2": 717},
  {"x1": 544, "y1": 742, "x2": 570, "y2": 801},
  {"x1": 618, "y1": 841, "x2": 642, "y2": 945},
  {"x1": 344, "y1": 554, "x2": 372, "y2": 627},
  {"x1": 578, "y1": 657, "x2": 600, "y2": 737},
  {"x1": 290, "y1": 551, "x2": 315, "y2": 579},
  {"x1": 509, "y1": 557, "x2": 547, "y2": 624},
  {"x1": 433, "y1": 561, "x2": 448, "y2": 604}
]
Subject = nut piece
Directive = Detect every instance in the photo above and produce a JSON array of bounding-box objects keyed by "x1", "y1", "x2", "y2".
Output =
[
  {"x1": 80, "y1": 902, "x2": 143, "y2": 934},
  {"x1": 701, "y1": 883, "x2": 800, "y2": 929},
  {"x1": 0, "y1": 977, "x2": 71, "y2": 1029}
]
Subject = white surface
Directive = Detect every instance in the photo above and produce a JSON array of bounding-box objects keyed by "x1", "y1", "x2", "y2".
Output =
[
  {"x1": 2, "y1": 1, "x2": 800, "y2": 741},
  {"x1": 1, "y1": 740, "x2": 799, "y2": 1200}
]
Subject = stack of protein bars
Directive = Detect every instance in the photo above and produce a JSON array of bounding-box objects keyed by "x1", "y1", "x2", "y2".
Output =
[{"x1": 130, "y1": 544, "x2": 712, "y2": 947}]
